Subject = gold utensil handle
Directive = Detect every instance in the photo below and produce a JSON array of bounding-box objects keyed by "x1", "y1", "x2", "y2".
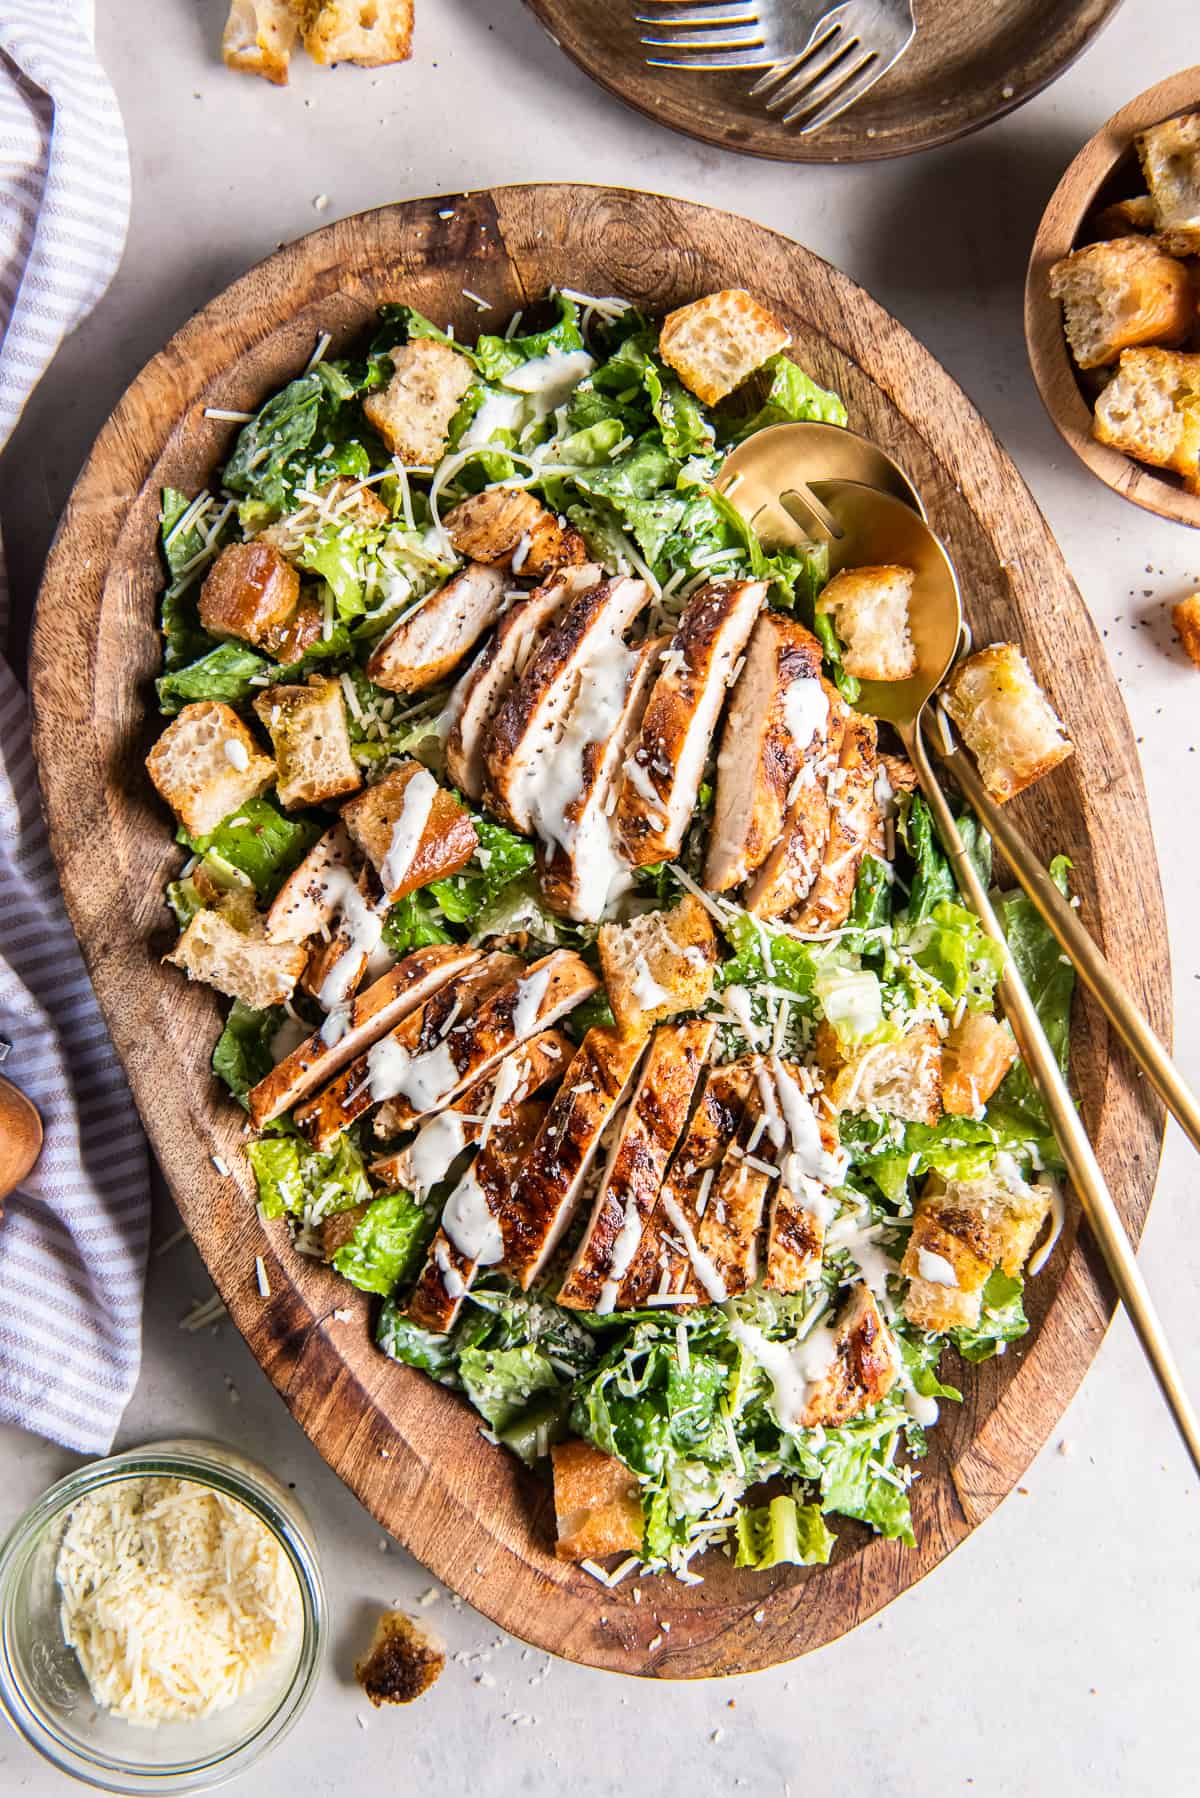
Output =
[
  {"x1": 901, "y1": 721, "x2": 1200, "y2": 1478},
  {"x1": 929, "y1": 723, "x2": 1200, "y2": 1157}
]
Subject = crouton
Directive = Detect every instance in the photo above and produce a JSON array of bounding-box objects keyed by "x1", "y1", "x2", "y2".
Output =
[
  {"x1": 816, "y1": 1018, "x2": 942, "y2": 1125},
  {"x1": 658, "y1": 289, "x2": 791, "y2": 406},
  {"x1": 901, "y1": 1170, "x2": 1053, "y2": 1333},
  {"x1": 302, "y1": 0, "x2": 413, "y2": 66},
  {"x1": 166, "y1": 909, "x2": 306, "y2": 1009},
  {"x1": 799, "y1": 1285, "x2": 898, "y2": 1429},
  {"x1": 362, "y1": 339, "x2": 473, "y2": 466},
  {"x1": 354, "y1": 1610, "x2": 444, "y2": 1706},
  {"x1": 1091, "y1": 194, "x2": 1158, "y2": 239},
  {"x1": 941, "y1": 1011, "x2": 1018, "y2": 1116},
  {"x1": 253, "y1": 675, "x2": 361, "y2": 809},
  {"x1": 222, "y1": 0, "x2": 299, "y2": 84},
  {"x1": 146, "y1": 701, "x2": 275, "y2": 838},
  {"x1": 190, "y1": 855, "x2": 259, "y2": 933},
  {"x1": 597, "y1": 895, "x2": 718, "y2": 1038},
  {"x1": 441, "y1": 486, "x2": 587, "y2": 579},
  {"x1": 1091, "y1": 346, "x2": 1200, "y2": 479},
  {"x1": 1173, "y1": 592, "x2": 1200, "y2": 667},
  {"x1": 266, "y1": 598, "x2": 325, "y2": 665},
  {"x1": 815, "y1": 564, "x2": 917, "y2": 681},
  {"x1": 340, "y1": 760, "x2": 477, "y2": 901},
  {"x1": 551, "y1": 1440, "x2": 643, "y2": 1562},
  {"x1": 1049, "y1": 237, "x2": 1193, "y2": 370},
  {"x1": 943, "y1": 643, "x2": 1074, "y2": 805},
  {"x1": 318, "y1": 1200, "x2": 370, "y2": 1262},
  {"x1": 198, "y1": 540, "x2": 301, "y2": 649},
  {"x1": 1137, "y1": 112, "x2": 1200, "y2": 250}
]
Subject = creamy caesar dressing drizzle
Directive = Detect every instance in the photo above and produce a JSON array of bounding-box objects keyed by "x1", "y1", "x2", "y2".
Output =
[
  {"x1": 366, "y1": 1033, "x2": 459, "y2": 1110},
  {"x1": 478, "y1": 1051, "x2": 525, "y2": 1149},
  {"x1": 781, "y1": 676, "x2": 828, "y2": 753},
  {"x1": 501, "y1": 348, "x2": 595, "y2": 420},
  {"x1": 826, "y1": 1213, "x2": 896, "y2": 1299},
  {"x1": 461, "y1": 389, "x2": 527, "y2": 448},
  {"x1": 400, "y1": 1109, "x2": 470, "y2": 1197},
  {"x1": 510, "y1": 964, "x2": 552, "y2": 1042},
  {"x1": 315, "y1": 866, "x2": 386, "y2": 1012},
  {"x1": 379, "y1": 767, "x2": 438, "y2": 896},
  {"x1": 434, "y1": 1237, "x2": 467, "y2": 1299},
  {"x1": 441, "y1": 1160, "x2": 504, "y2": 1265},
  {"x1": 917, "y1": 1246, "x2": 959, "y2": 1287},
  {"x1": 767, "y1": 1056, "x2": 847, "y2": 1226},
  {"x1": 722, "y1": 984, "x2": 766, "y2": 1048},
  {"x1": 596, "y1": 1193, "x2": 645, "y2": 1316},
  {"x1": 660, "y1": 1192, "x2": 727, "y2": 1303},
  {"x1": 726, "y1": 1310, "x2": 838, "y2": 1431},
  {"x1": 630, "y1": 954, "x2": 671, "y2": 1011},
  {"x1": 319, "y1": 1006, "x2": 350, "y2": 1049}
]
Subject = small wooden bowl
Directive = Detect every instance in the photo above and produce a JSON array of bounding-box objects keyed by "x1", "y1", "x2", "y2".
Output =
[{"x1": 1025, "y1": 67, "x2": 1200, "y2": 529}]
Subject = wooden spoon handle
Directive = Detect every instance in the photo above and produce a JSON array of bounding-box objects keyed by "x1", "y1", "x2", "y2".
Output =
[{"x1": 0, "y1": 1073, "x2": 43, "y2": 1204}]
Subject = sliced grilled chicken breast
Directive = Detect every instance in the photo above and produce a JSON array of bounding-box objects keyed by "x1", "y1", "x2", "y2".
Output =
[
  {"x1": 705, "y1": 616, "x2": 826, "y2": 892},
  {"x1": 538, "y1": 635, "x2": 664, "y2": 923},
  {"x1": 790, "y1": 711, "x2": 879, "y2": 935},
  {"x1": 247, "y1": 944, "x2": 479, "y2": 1129},
  {"x1": 500, "y1": 1027, "x2": 648, "y2": 1291},
  {"x1": 263, "y1": 821, "x2": 389, "y2": 1009},
  {"x1": 293, "y1": 951, "x2": 520, "y2": 1150},
  {"x1": 616, "y1": 1059, "x2": 754, "y2": 1307},
  {"x1": 482, "y1": 573, "x2": 648, "y2": 833},
  {"x1": 404, "y1": 1099, "x2": 549, "y2": 1334},
  {"x1": 798, "y1": 1285, "x2": 898, "y2": 1429},
  {"x1": 364, "y1": 562, "x2": 507, "y2": 694},
  {"x1": 688, "y1": 1084, "x2": 773, "y2": 1299},
  {"x1": 616, "y1": 579, "x2": 765, "y2": 867},
  {"x1": 759, "y1": 1055, "x2": 846, "y2": 1292},
  {"x1": 745, "y1": 680, "x2": 848, "y2": 920},
  {"x1": 557, "y1": 1019, "x2": 714, "y2": 1312},
  {"x1": 443, "y1": 567, "x2": 598, "y2": 799},
  {"x1": 265, "y1": 822, "x2": 362, "y2": 943},
  {"x1": 442, "y1": 488, "x2": 587, "y2": 579},
  {"x1": 340, "y1": 760, "x2": 477, "y2": 903},
  {"x1": 368, "y1": 1028, "x2": 571, "y2": 1196}
]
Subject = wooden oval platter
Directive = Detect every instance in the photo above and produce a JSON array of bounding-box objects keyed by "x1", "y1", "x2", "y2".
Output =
[
  {"x1": 523, "y1": 0, "x2": 1123, "y2": 164},
  {"x1": 1025, "y1": 66, "x2": 1200, "y2": 529},
  {"x1": 29, "y1": 187, "x2": 1169, "y2": 1677}
]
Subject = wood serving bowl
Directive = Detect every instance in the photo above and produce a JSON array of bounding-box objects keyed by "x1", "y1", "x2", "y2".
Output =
[
  {"x1": 1025, "y1": 67, "x2": 1200, "y2": 529},
  {"x1": 30, "y1": 187, "x2": 1170, "y2": 1676}
]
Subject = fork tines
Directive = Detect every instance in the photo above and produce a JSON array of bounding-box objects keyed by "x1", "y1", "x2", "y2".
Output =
[{"x1": 636, "y1": 1, "x2": 768, "y2": 69}]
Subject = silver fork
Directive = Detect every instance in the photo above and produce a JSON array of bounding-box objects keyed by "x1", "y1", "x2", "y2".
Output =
[{"x1": 636, "y1": 0, "x2": 915, "y2": 134}]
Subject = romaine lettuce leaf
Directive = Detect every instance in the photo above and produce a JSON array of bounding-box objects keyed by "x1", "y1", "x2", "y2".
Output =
[
  {"x1": 246, "y1": 1131, "x2": 371, "y2": 1222},
  {"x1": 222, "y1": 363, "x2": 358, "y2": 515},
  {"x1": 156, "y1": 642, "x2": 271, "y2": 713},
  {"x1": 381, "y1": 889, "x2": 455, "y2": 953},
  {"x1": 331, "y1": 1189, "x2": 432, "y2": 1296},
  {"x1": 458, "y1": 1343, "x2": 561, "y2": 1431},
  {"x1": 734, "y1": 1494, "x2": 836, "y2": 1569},
  {"x1": 950, "y1": 1269, "x2": 1028, "y2": 1361},
  {"x1": 473, "y1": 294, "x2": 584, "y2": 383},
  {"x1": 376, "y1": 1298, "x2": 459, "y2": 1381},
  {"x1": 179, "y1": 797, "x2": 320, "y2": 899},
  {"x1": 212, "y1": 1001, "x2": 280, "y2": 1105},
  {"x1": 717, "y1": 353, "x2": 848, "y2": 444},
  {"x1": 992, "y1": 856, "x2": 1074, "y2": 1131},
  {"x1": 812, "y1": 610, "x2": 860, "y2": 705},
  {"x1": 811, "y1": 1413, "x2": 915, "y2": 1545}
]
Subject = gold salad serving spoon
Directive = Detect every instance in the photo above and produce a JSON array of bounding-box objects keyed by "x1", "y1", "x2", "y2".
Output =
[
  {"x1": 717, "y1": 423, "x2": 1200, "y2": 1476},
  {"x1": 0, "y1": 1071, "x2": 43, "y2": 1209}
]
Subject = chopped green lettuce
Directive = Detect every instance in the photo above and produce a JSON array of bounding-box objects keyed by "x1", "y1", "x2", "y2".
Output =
[
  {"x1": 246, "y1": 1132, "x2": 371, "y2": 1222},
  {"x1": 212, "y1": 1002, "x2": 280, "y2": 1105},
  {"x1": 951, "y1": 1269, "x2": 1029, "y2": 1362},
  {"x1": 331, "y1": 1190, "x2": 432, "y2": 1296},
  {"x1": 156, "y1": 642, "x2": 271, "y2": 713},
  {"x1": 718, "y1": 353, "x2": 848, "y2": 443},
  {"x1": 734, "y1": 1494, "x2": 836, "y2": 1569},
  {"x1": 179, "y1": 798, "x2": 320, "y2": 899}
]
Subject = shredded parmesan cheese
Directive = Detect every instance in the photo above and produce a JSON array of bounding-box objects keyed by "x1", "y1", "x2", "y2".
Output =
[{"x1": 56, "y1": 1477, "x2": 302, "y2": 1725}]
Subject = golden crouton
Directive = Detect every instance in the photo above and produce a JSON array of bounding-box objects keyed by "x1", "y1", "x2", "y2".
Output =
[
  {"x1": 1137, "y1": 112, "x2": 1200, "y2": 250},
  {"x1": 799, "y1": 1286, "x2": 898, "y2": 1429},
  {"x1": 363, "y1": 339, "x2": 473, "y2": 467},
  {"x1": 146, "y1": 701, "x2": 275, "y2": 838},
  {"x1": 943, "y1": 643, "x2": 1074, "y2": 805},
  {"x1": 441, "y1": 486, "x2": 587, "y2": 579},
  {"x1": 222, "y1": 0, "x2": 299, "y2": 85},
  {"x1": 340, "y1": 760, "x2": 477, "y2": 901},
  {"x1": 1173, "y1": 592, "x2": 1200, "y2": 667},
  {"x1": 658, "y1": 289, "x2": 791, "y2": 406},
  {"x1": 597, "y1": 895, "x2": 718, "y2": 1039},
  {"x1": 901, "y1": 1171, "x2": 1052, "y2": 1333},
  {"x1": 551, "y1": 1439, "x2": 643, "y2": 1562},
  {"x1": 816, "y1": 564, "x2": 917, "y2": 681},
  {"x1": 303, "y1": 0, "x2": 413, "y2": 66},
  {"x1": 1091, "y1": 347, "x2": 1200, "y2": 479},
  {"x1": 1091, "y1": 195, "x2": 1158, "y2": 239},
  {"x1": 941, "y1": 1011, "x2": 1018, "y2": 1117},
  {"x1": 253, "y1": 675, "x2": 361, "y2": 810},
  {"x1": 1049, "y1": 237, "x2": 1193, "y2": 370},
  {"x1": 167, "y1": 909, "x2": 307, "y2": 1009},
  {"x1": 198, "y1": 540, "x2": 301, "y2": 649},
  {"x1": 265, "y1": 598, "x2": 325, "y2": 665},
  {"x1": 816, "y1": 1019, "x2": 942, "y2": 1125},
  {"x1": 190, "y1": 856, "x2": 259, "y2": 934}
]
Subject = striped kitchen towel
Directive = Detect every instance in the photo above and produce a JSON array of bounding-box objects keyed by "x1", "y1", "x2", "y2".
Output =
[{"x1": 0, "y1": 1, "x2": 145, "y2": 1455}]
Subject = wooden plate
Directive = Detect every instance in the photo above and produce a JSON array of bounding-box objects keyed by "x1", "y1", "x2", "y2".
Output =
[
  {"x1": 523, "y1": 0, "x2": 1123, "y2": 163},
  {"x1": 29, "y1": 187, "x2": 1168, "y2": 1677},
  {"x1": 1025, "y1": 67, "x2": 1200, "y2": 529}
]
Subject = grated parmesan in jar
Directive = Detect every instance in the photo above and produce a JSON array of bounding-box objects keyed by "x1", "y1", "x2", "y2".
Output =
[{"x1": 55, "y1": 1476, "x2": 301, "y2": 1726}]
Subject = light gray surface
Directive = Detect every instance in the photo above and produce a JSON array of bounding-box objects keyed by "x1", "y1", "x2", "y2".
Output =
[{"x1": 3, "y1": 1, "x2": 1199, "y2": 1792}]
